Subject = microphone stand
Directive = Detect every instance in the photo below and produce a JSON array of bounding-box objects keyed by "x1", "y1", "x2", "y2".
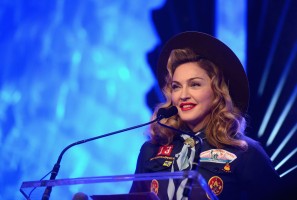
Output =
[
  {"x1": 41, "y1": 118, "x2": 160, "y2": 200},
  {"x1": 157, "y1": 121, "x2": 218, "y2": 200}
]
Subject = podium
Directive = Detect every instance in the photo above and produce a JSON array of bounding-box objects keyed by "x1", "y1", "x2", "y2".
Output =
[
  {"x1": 20, "y1": 171, "x2": 217, "y2": 200},
  {"x1": 91, "y1": 192, "x2": 160, "y2": 200}
]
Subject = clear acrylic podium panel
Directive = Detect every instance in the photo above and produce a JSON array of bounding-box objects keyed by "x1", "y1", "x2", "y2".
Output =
[{"x1": 20, "y1": 171, "x2": 217, "y2": 200}]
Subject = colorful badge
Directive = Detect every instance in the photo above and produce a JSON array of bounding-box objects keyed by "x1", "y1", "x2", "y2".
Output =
[
  {"x1": 150, "y1": 179, "x2": 159, "y2": 194},
  {"x1": 208, "y1": 176, "x2": 223, "y2": 196},
  {"x1": 200, "y1": 149, "x2": 237, "y2": 164},
  {"x1": 163, "y1": 160, "x2": 173, "y2": 167},
  {"x1": 223, "y1": 162, "x2": 231, "y2": 172},
  {"x1": 157, "y1": 145, "x2": 173, "y2": 156}
]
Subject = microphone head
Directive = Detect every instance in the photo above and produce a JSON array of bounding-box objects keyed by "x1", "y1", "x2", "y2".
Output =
[
  {"x1": 157, "y1": 106, "x2": 178, "y2": 120},
  {"x1": 72, "y1": 192, "x2": 89, "y2": 200}
]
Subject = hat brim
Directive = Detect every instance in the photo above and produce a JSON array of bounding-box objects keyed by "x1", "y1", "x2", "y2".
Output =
[{"x1": 157, "y1": 31, "x2": 249, "y2": 113}]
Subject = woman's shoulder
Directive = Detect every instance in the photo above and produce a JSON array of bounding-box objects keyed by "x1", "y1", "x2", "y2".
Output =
[
  {"x1": 240, "y1": 134, "x2": 264, "y2": 150},
  {"x1": 140, "y1": 140, "x2": 157, "y2": 148},
  {"x1": 140, "y1": 136, "x2": 183, "y2": 151},
  {"x1": 237, "y1": 134, "x2": 272, "y2": 160},
  {"x1": 139, "y1": 140, "x2": 160, "y2": 155}
]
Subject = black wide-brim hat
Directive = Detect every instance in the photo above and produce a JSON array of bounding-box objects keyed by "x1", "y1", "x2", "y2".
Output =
[{"x1": 157, "y1": 31, "x2": 249, "y2": 113}]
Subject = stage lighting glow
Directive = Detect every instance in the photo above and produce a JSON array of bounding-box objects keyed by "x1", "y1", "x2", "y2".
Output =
[
  {"x1": 257, "y1": 0, "x2": 291, "y2": 96},
  {"x1": 0, "y1": 1, "x2": 165, "y2": 199},
  {"x1": 270, "y1": 123, "x2": 297, "y2": 161},
  {"x1": 267, "y1": 86, "x2": 297, "y2": 146},
  {"x1": 280, "y1": 164, "x2": 297, "y2": 178},
  {"x1": 215, "y1": 0, "x2": 246, "y2": 68},
  {"x1": 258, "y1": 41, "x2": 297, "y2": 138},
  {"x1": 275, "y1": 147, "x2": 297, "y2": 170}
]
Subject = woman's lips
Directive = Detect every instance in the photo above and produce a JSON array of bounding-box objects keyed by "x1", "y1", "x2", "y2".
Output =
[{"x1": 180, "y1": 103, "x2": 196, "y2": 111}]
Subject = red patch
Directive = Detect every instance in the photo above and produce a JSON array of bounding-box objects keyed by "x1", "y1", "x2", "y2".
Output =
[
  {"x1": 208, "y1": 176, "x2": 223, "y2": 196},
  {"x1": 157, "y1": 145, "x2": 173, "y2": 156},
  {"x1": 150, "y1": 179, "x2": 159, "y2": 194}
]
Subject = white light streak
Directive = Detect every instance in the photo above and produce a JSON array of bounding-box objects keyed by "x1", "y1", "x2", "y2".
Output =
[
  {"x1": 275, "y1": 147, "x2": 297, "y2": 170},
  {"x1": 280, "y1": 164, "x2": 297, "y2": 178},
  {"x1": 270, "y1": 123, "x2": 297, "y2": 161},
  {"x1": 258, "y1": 41, "x2": 297, "y2": 138}
]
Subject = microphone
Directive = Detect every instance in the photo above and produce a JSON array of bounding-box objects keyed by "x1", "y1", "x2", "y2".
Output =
[
  {"x1": 157, "y1": 106, "x2": 178, "y2": 119},
  {"x1": 72, "y1": 192, "x2": 89, "y2": 200},
  {"x1": 40, "y1": 107, "x2": 176, "y2": 200}
]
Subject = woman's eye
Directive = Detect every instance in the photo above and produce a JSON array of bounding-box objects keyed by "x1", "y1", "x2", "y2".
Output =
[
  {"x1": 171, "y1": 84, "x2": 179, "y2": 90},
  {"x1": 191, "y1": 82, "x2": 201, "y2": 87}
]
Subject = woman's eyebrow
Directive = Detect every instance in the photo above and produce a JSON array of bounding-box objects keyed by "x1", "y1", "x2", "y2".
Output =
[
  {"x1": 172, "y1": 77, "x2": 204, "y2": 83},
  {"x1": 188, "y1": 77, "x2": 204, "y2": 81}
]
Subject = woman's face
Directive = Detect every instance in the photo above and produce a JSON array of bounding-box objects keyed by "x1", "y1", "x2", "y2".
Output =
[{"x1": 171, "y1": 62, "x2": 214, "y2": 132}]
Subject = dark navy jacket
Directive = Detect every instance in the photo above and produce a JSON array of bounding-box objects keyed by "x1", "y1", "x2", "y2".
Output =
[{"x1": 130, "y1": 133, "x2": 281, "y2": 200}]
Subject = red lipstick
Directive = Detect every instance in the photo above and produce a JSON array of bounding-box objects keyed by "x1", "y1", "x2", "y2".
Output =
[{"x1": 180, "y1": 102, "x2": 196, "y2": 111}]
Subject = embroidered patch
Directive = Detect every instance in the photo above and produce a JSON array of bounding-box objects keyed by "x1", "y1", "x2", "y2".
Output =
[
  {"x1": 150, "y1": 179, "x2": 159, "y2": 194},
  {"x1": 157, "y1": 145, "x2": 173, "y2": 156},
  {"x1": 208, "y1": 176, "x2": 223, "y2": 196},
  {"x1": 223, "y1": 162, "x2": 231, "y2": 172},
  {"x1": 163, "y1": 160, "x2": 173, "y2": 167},
  {"x1": 200, "y1": 149, "x2": 237, "y2": 164}
]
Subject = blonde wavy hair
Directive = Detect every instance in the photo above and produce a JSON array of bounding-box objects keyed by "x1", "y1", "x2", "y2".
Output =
[{"x1": 150, "y1": 48, "x2": 248, "y2": 150}]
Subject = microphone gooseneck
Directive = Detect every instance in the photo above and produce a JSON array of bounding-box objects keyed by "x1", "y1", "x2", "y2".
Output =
[{"x1": 40, "y1": 107, "x2": 177, "y2": 200}]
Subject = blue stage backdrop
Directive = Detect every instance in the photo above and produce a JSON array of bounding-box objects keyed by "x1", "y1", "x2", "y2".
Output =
[
  {"x1": 0, "y1": 0, "x2": 165, "y2": 199},
  {"x1": 1, "y1": 0, "x2": 257, "y2": 199}
]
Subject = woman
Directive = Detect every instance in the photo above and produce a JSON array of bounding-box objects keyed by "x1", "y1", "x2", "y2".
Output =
[{"x1": 130, "y1": 32, "x2": 280, "y2": 200}]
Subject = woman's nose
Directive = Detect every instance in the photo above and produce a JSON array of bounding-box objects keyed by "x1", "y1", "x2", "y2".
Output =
[
  {"x1": 180, "y1": 88, "x2": 190, "y2": 101},
  {"x1": 180, "y1": 96, "x2": 190, "y2": 101}
]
